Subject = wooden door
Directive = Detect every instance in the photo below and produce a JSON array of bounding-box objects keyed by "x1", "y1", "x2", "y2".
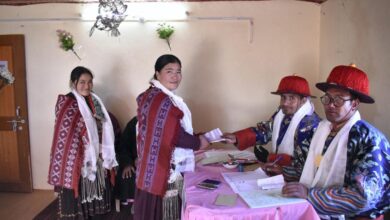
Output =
[{"x1": 0, "y1": 35, "x2": 32, "y2": 192}]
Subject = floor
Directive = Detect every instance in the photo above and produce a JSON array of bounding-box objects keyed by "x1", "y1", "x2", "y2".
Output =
[{"x1": 0, "y1": 189, "x2": 55, "y2": 220}]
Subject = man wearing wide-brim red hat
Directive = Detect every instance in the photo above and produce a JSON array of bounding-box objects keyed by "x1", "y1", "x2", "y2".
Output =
[
  {"x1": 223, "y1": 75, "x2": 321, "y2": 179},
  {"x1": 283, "y1": 65, "x2": 390, "y2": 220}
]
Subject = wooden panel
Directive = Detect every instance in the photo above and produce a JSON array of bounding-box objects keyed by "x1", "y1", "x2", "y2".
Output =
[
  {"x1": 0, "y1": 46, "x2": 15, "y2": 117},
  {"x1": 0, "y1": 116, "x2": 14, "y2": 130},
  {"x1": 0, "y1": 131, "x2": 20, "y2": 182}
]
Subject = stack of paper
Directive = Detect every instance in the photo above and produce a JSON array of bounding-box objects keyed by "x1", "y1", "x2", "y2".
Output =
[
  {"x1": 200, "y1": 149, "x2": 256, "y2": 165},
  {"x1": 256, "y1": 174, "x2": 284, "y2": 190}
]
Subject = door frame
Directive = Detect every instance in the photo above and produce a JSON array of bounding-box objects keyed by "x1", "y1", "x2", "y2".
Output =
[{"x1": 0, "y1": 35, "x2": 32, "y2": 192}]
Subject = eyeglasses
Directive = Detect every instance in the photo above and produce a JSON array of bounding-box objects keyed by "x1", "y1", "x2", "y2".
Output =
[{"x1": 320, "y1": 94, "x2": 352, "y2": 107}]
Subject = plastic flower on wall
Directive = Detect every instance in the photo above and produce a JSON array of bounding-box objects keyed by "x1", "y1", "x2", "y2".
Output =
[
  {"x1": 0, "y1": 68, "x2": 15, "y2": 91},
  {"x1": 89, "y1": 0, "x2": 128, "y2": 37},
  {"x1": 157, "y1": 23, "x2": 175, "y2": 51},
  {"x1": 56, "y1": 29, "x2": 81, "y2": 60}
]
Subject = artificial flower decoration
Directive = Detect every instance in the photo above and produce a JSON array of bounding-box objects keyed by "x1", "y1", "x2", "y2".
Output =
[
  {"x1": 156, "y1": 23, "x2": 175, "y2": 51},
  {"x1": 56, "y1": 29, "x2": 81, "y2": 60},
  {"x1": 89, "y1": 0, "x2": 128, "y2": 37},
  {"x1": 0, "y1": 68, "x2": 15, "y2": 91}
]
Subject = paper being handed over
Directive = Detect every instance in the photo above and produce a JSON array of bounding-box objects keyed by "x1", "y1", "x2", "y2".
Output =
[{"x1": 204, "y1": 128, "x2": 226, "y2": 143}]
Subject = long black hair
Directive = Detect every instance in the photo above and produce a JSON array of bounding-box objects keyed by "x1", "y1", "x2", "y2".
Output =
[
  {"x1": 70, "y1": 66, "x2": 93, "y2": 87},
  {"x1": 153, "y1": 54, "x2": 181, "y2": 79}
]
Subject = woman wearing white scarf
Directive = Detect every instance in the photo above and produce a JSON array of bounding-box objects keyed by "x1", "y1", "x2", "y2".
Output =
[
  {"x1": 134, "y1": 55, "x2": 210, "y2": 220},
  {"x1": 49, "y1": 66, "x2": 118, "y2": 219},
  {"x1": 72, "y1": 89, "x2": 118, "y2": 181},
  {"x1": 150, "y1": 79, "x2": 195, "y2": 174}
]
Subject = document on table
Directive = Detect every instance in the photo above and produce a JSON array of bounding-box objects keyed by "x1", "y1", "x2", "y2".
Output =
[
  {"x1": 239, "y1": 189, "x2": 306, "y2": 209},
  {"x1": 222, "y1": 169, "x2": 268, "y2": 193},
  {"x1": 200, "y1": 149, "x2": 256, "y2": 165},
  {"x1": 222, "y1": 170, "x2": 304, "y2": 209},
  {"x1": 204, "y1": 150, "x2": 256, "y2": 160}
]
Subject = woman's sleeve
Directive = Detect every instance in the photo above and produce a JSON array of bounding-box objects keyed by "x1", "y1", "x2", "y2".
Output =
[{"x1": 176, "y1": 127, "x2": 201, "y2": 151}]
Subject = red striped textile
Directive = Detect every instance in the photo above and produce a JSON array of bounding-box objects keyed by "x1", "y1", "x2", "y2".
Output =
[{"x1": 136, "y1": 87, "x2": 183, "y2": 196}]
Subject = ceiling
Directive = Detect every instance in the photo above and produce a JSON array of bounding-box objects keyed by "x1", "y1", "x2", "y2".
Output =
[{"x1": 0, "y1": 0, "x2": 327, "y2": 6}]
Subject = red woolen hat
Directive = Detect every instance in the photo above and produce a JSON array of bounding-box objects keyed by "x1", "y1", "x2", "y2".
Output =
[
  {"x1": 271, "y1": 75, "x2": 315, "y2": 98},
  {"x1": 316, "y1": 65, "x2": 374, "y2": 103}
]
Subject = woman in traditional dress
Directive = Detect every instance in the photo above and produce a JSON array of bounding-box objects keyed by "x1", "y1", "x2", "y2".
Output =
[
  {"x1": 48, "y1": 66, "x2": 118, "y2": 219},
  {"x1": 134, "y1": 54, "x2": 209, "y2": 220}
]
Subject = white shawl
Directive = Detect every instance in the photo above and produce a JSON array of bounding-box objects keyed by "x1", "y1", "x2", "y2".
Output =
[
  {"x1": 300, "y1": 111, "x2": 361, "y2": 188},
  {"x1": 72, "y1": 90, "x2": 118, "y2": 181},
  {"x1": 272, "y1": 99, "x2": 314, "y2": 155},
  {"x1": 150, "y1": 80, "x2": 195, "y2": 172}
]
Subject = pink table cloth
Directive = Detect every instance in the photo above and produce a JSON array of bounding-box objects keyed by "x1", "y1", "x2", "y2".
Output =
[{"x1": 183, "y1": 164, "x2": 320, "y2": 220}]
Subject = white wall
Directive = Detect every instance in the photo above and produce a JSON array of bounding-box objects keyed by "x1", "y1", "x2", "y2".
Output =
[
  {"x1": 0, "y1": 1, "x2": 321, "y2": 189},
  {"x1": 320, "y1": 0, "x2": 390, "y2": 137}
]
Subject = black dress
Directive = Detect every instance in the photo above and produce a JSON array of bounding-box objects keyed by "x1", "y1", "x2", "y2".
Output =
[{"x1": 115, "y1": 116, "x2": 138, "y2": 202}]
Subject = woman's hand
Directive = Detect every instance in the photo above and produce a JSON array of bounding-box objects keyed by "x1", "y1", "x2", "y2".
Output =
[
  {"x1": 198, "y1": 134, "x2": 210, "y2": 150},
  {"x1": 221, "y1": 133, "x2": 237, "y2": 144},
  {"x1": 122, "y1": 165, "x2": 135, "y2": 179},
  {"x1": 282, "y1": 182, "x2": 308, "y2": 199}
]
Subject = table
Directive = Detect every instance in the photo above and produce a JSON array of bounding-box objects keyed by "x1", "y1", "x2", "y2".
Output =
[{"x1": 183, "y1": 156, "x2": 320, "y2": 220}]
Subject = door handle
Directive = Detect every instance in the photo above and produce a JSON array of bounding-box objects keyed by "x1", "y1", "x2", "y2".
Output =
[
  {"x1": 7, "y1": 119, "x2": 25, "y2": 131},
  {"x1": 16, "y1": 106, "x2": 21, "y2": 117}
]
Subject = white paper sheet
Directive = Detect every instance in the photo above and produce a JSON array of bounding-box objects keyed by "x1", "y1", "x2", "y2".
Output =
[
  {"x1": 204, "y1": 128, "x2": 226, "y2": 143},
  {"x1": 256, "y1": 174, "x2": 284, "y2": 190},
  {"x1": 239, "y1": 189, "x2": 306, "y2": 209}
]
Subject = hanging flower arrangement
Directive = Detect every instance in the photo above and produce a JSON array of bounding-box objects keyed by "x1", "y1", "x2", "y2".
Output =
[
  {"x1": 56, "y1": 29, "x2": 81, "y2": 60},
  {"x1": 156, "y1": 23, "x2": 175, "y2": 51},
  {"x1": 0, "y1": 68, "x2": 15, "y2": 91}
]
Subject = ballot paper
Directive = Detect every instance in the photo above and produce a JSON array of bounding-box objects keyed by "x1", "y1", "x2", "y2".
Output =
[
  {"x1": 204, "y1": 128, "x2": 226, "y2": 143},
  {"x1": 256, "y1": 174, "x2": 284, "y2": 190}
]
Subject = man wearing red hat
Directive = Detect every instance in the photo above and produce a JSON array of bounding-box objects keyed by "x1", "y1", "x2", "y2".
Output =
[
  {"x1": 223, "y1": 75, "x2": 321, "y2": 179},
  {"x1": 282, "y1": 65, "x2": 390, "y2": 220}
]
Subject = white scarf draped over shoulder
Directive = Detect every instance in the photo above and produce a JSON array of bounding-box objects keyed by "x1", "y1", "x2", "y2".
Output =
[
  {"x1": 272, "y1": 99, "x2": 315, "y2": 155},
  {"x1": 300, "y1": 111, "x2": 361, "y2": 188},
  {"x1": 150, "y1": 79, "x2": 195, "y2": 173},
  {"x1": 72, "y1": 90, "x2": 118, "y2": 181}
]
